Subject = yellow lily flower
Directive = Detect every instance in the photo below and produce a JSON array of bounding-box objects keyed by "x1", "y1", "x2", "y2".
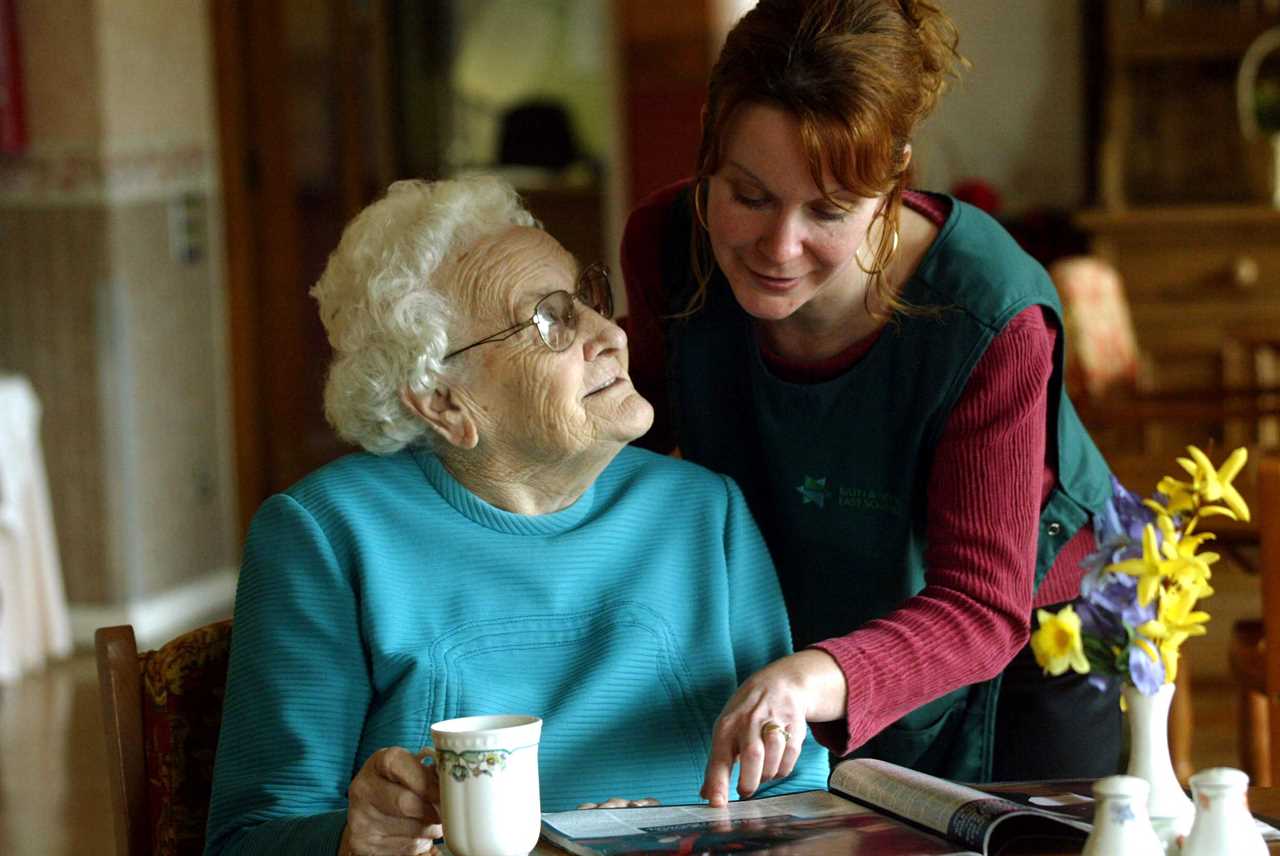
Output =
[
  {"x1": 1186, "y1": 446, "x2": 1251, "y2": 523},
  {"x1": 1156, "y1": 474, "x2": 1198, "y2": 517},
  {"x1": 1161, "y1": 576, "x2": 1212, "y2": 624},
  {"x1": 1108, "y1": 523, "x2": 1180, "y2": 606},
  {"x1": 1155, "y1": 514, "x2": 1218, "y2": 581},
  {"x1": 1137, "y1": 582, "x2": 1211, "y2": 683},
  {"x1": 1168, "y1": 563, "x2": 1215, "y2": 601},
  {"x1": 1031, "y1": 605, "x2": 1090, "y2": 677}
]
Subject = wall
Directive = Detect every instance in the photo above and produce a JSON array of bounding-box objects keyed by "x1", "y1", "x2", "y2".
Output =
[
  {"x1": 0, "y1": 0, "x2": 236, "y2": 645},
  {"x1": 706, "y1": 0, "x2": 1090, "y2": 216},
  {"x1": 912, "y1": 0, "x2": 1087, "y2": 215}
]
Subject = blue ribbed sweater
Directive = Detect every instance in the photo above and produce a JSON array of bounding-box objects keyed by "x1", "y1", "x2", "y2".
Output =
[{"x1": 204, "y1": 445, "x2": 829, "y2": 855}]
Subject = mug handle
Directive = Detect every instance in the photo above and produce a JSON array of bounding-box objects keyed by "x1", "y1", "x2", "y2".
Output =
[{"x1": 417, "y1": 747, "x2": 446, "y2": 843}]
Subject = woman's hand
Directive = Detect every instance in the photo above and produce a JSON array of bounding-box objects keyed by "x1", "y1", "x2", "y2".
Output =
[
  {"x1": 701, "y1": 649, "x2": 847, "y2": 806},
  {"x1": 341, "y1": 747, "x2": 442, "y2": 855}
]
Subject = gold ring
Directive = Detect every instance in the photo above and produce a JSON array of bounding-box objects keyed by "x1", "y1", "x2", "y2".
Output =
[{"x1": 760, "y1": 721, "x2": 790, "y2": 743}]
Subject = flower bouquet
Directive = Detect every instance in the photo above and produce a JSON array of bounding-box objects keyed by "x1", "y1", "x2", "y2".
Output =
[
  {"x1": 1031, "y1": 445, "x2": 1250, "y2": 694},
  {"x1": 1030, "y1": 445, "x2": 1252, "y2": 842}
]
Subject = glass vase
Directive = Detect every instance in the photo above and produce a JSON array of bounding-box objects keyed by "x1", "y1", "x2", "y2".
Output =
[{"x1": 1123, "y1": 682, "x2": 1194, "y2": 854}]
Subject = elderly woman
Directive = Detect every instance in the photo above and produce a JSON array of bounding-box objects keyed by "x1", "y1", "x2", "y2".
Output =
[{"x1": 204, "y1": 177, "x2": 828, "y2": 856}]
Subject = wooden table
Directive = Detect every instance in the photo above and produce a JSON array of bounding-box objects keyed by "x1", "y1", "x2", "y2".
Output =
[{"x1": 1254, "y1": 787, "x2": 1280, "y2": 854}]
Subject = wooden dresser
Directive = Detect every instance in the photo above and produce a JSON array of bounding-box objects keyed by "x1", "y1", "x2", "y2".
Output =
[
  {"x1": 1076, "y1": 206, "x2": 1280, "y2": 398},
  {"x1": 1074, "y1": 1, "x2": 1280, "y2": 452}
]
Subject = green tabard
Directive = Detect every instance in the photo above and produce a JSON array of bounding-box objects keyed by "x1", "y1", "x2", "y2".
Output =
[{"x1": 659, "y1": 192, "x2": 1112, "y2": 782}]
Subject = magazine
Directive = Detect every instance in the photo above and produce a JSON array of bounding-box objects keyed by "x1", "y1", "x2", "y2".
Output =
[{"x1": 539, "y1": 757, "x2": 1095, "y2": 855}]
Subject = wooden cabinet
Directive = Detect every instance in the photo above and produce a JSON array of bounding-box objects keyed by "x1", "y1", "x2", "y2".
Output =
[
  {"x1": 1098, "y1": 0, "x2": 1280, "y2": 208},
  {"x1": 1077, "y1": 206, "x2": 1280, "y2": 397},
  {"x1": 1077, "y1": 2, "x2": 1280, "y2": 453}
]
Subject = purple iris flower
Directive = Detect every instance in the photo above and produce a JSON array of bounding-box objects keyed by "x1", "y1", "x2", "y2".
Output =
[
  {"x1": 1076, "y1": 590, "x2": 1125, "y2": 640},
  {"x1": 1127, "y1": 642, "x2": 1166, "y2": 696},
  {"x1": 1080, "y1": 476, "x2": 1161, "y2": 615},
  {"x1": 1096, "y1": 475, "x2": 1158, "y2": 559},
  {"x1": 1087, "y1": 572, "x2": 1155, "y2": 627},
  {"x1": 1073, "y1": 475, "x2": 1174, "y2": 695}
]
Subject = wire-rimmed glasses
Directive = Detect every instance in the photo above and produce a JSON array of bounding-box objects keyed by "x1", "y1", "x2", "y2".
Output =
[{"x1": 442, "y1": 262, "x2": 613, "y2": 361}]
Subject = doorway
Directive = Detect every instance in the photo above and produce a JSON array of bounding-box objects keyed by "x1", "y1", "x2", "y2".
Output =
[{"x1": 211, "y1": 0, "x2": 711, "y2": 534}]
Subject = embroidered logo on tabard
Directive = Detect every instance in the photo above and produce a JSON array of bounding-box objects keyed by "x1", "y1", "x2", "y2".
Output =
[
  {"x1": 796, "y1": 476, "x2": 830, "y2": 508},
  {"x1": 795, "y1": 476, "x2": 903, "y2": 516}
]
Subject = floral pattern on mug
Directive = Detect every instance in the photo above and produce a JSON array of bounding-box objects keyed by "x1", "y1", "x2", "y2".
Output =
[{"x1": 439, "y1": 748, "x2": 511, "y2": 782}]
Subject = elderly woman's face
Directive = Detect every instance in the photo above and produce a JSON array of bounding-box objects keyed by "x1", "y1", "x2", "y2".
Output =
[{"x1": 449, "y1": 227, "x2": 653, "y2": 459}]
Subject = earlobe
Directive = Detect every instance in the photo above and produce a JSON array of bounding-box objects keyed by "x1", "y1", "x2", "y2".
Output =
[
  {"x1": 400, "y1": 385, "x2": 479, "y2": 449},
  {"x1": 901, "y1": 143, "x2": 913, "y2": 171}
]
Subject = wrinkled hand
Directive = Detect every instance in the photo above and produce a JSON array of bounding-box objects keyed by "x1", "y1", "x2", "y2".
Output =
[
  {"x1": 342, "y1": 747, "x2": 442, "y2": 856},
  {"x1": 701, "y1": 650, "x2": 846, "y2": 806},
  {"x1": 576, "y1": 797, "x2": 661, "y2": 809}
]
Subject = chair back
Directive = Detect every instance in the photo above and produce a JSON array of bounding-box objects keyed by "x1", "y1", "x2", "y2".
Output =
[{"x1": 95, "y1": 620, "x2": 233, "y2": 856}]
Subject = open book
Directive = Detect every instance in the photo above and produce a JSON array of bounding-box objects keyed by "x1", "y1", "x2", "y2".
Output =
[{"x1": 539, "y1": 757, "x2": 1096, "y2": 855}]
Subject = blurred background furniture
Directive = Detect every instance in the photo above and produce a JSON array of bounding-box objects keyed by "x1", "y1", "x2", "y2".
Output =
[
  {"x1": 1223, "y1": 323, "x2": 1280, "y2": 450},
  {"x1": 1092, "y1": 1, "x2": 1280, "y2": 210},
  {"x1": 1229, "y1": 450, "x2": 1280, "y2": 787},
  {"x1": 0, "y1": 374, "x2": 71, "y2": 685},
  {"x1": 95, "y1": 620, "x2": 233, "y2": 856},
  {"x1": 1074, "y1": 205, "x2": 1280, "y2": 458},
  {"x1": 1076, "y1": 0, "x2": 1280, "y2": 459}
]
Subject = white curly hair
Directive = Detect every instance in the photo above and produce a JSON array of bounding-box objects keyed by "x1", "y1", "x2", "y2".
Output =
[{"x1": 310, "y1": 176, "x2": 538, "y2": 454}]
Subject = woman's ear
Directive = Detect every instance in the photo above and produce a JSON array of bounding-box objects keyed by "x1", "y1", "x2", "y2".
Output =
[{"x1": 401, "y1": 384, "x2": 479, "y2": 449}]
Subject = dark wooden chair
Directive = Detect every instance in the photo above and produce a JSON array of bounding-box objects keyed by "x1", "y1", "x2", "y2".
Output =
[
  {"x1": 1230, "y1": 451, "x2": 1280, "y2": 786},
  {"x1": 95, "y1": 620, "x2": 233, "y2": 856}
]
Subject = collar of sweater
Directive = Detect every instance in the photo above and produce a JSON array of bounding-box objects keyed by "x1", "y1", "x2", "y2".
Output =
[{"x1": 410, "y1": 446, "x2": 599, "y2": 536}]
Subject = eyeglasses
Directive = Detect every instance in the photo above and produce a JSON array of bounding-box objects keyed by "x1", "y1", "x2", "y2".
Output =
[{"x1": 442, "y1": 262, "x2": 614, "y2": 360}]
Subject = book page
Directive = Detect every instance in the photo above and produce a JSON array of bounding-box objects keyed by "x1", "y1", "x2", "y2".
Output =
[
  {"x1": 829, "y1": 758, "x2": 995, "y2": 834},
  {"x1": 829, "y1": 759, "x2": 1091, "y2": 853}
]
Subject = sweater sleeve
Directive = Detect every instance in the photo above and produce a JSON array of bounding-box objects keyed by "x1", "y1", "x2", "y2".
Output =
[
  {"x1": 621, "y1": 181, "x2": 690, "y2": 454},
  {"x1": 204, "y1": 494, "x2": 371, "y2": 856},
  {"x1": 810, "y1": 306, "x2": 1054, "y2": 754}
]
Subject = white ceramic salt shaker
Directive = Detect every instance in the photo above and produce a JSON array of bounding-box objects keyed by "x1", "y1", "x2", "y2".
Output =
[
  {"x1": 1082, "y1": 775, "x2": 1165, "y2": 856},
  {"x1": 1181, "y1": 767, "x2": 1267, "y2": 856}
]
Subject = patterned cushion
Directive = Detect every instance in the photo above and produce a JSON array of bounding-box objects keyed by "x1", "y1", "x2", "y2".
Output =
[
  {"x1": 139, "y1": 620, "x2": 232, "y2": 856},
  {"x1": 1049, "y1": 255, "x2": 1141, "y2": 399}
]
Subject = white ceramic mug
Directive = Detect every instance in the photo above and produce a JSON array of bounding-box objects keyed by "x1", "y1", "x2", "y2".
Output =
[{"x1": 429, "y1": 714, "x2": 542, "y2": 856}]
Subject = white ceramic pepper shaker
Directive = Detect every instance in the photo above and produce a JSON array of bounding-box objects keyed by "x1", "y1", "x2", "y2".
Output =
[
  {"x1": 1083, "y1": 775, "x2": 1165, "y2": 856},
  {"x1": 1181, "y1": 767, "x2": 1267, "y2": 856}
]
